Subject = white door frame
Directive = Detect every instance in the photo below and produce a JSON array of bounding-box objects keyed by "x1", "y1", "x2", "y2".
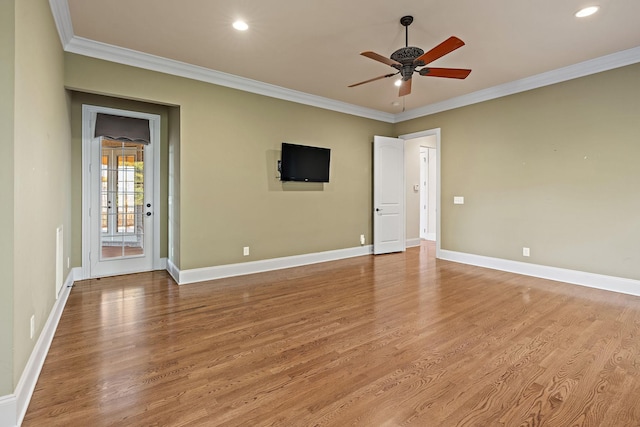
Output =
[
  {"x1": 399, "y1": 128, "x2": 441, "y2": 257},
  {"x1": 81, "y1": 104, "x2": 162, "y2": 279},
  {"x1": 420, "y1": 146, "x2": 437, "y2": 241},
  {"x1": 420, "y1": 147, "x2": 428, "y2": 240}
]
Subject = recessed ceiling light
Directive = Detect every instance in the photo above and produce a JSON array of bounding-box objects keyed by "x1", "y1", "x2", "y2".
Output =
[
  {"x1": 233, "y1": 20, "x2": 249, "y2": 31},
  {"x1": 575, "y1": 6, "x2": 599, "y2": 17},
  {"x1": 394, "y1": 79, "x2": 402, "y2": 87}
]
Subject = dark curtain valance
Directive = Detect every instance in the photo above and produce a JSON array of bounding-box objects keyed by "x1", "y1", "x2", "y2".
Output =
[{"x1": 94, "y1": 113, "x2": 151, "y2": 144}]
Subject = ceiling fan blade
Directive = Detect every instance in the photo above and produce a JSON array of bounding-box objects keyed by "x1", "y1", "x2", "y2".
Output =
[
  {"x1": 348, "y1": 73, "x2": 397, "y2": 88},
  {"x1": 361, "y1": 51, "x2": 402, "y2": 67},
  {"x1": 419, "y1": 67, "x2": 472, "y2": 79},
  {"x1": 398, "y1": 78, "x2": 412, "y2": 97},
  {"x1": 414, "y1": 36, "x2": 465, "y2": 66}
]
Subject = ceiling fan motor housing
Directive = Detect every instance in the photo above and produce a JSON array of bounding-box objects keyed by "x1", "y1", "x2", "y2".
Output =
[
  {"x1": 391, "y1": 46, "x2": 425, "y2": 80},
  {"x1": 349, "y1": 14, "x2": 470, "y2": 94},
  {"x1": 390, "y1": 46, "x2": 424, "y2": 63}
]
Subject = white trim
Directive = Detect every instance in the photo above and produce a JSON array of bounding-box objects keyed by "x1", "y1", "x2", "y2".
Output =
[
  {"x1": 425, "y1": 233, "x2": 436, "y2": 241},
  {"x1": 406, "y1": 238, "x2": 422, "y2": 248},
  {"x1": 71, "y1": 266, "x2": 83, "y2": 282},
  {"x1": 394, "y1": 46, "x2": 640, "y2": 122},
  {"x1": 156, "y1": 257, "x2": 167, "y2": 271},
  {"x1": 439, "y1": 249, "x2": 640, "y2": 297},
  {"x1": 166, "y1": 259, "x2": 180, "y2": 284},
  {"x1": 0, "y1": 270, "x2": 75, "y2": 427},
  {"x1": 0, "y1": 394, "x2": 17, "y2": 427},
  {"x1": 49, "y1": 0, "x2": 640, "y2": 124},
  {"x1": 174, "y1": 246, "x2": 372, "y2": 285},
  {"x1": 48, "y1": 0, "x2": 73, "y2": 47}
]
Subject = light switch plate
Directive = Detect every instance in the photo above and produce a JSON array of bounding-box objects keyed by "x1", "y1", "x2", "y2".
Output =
[{"x1": 454, "y1": 196, "x2": 464, "y2": 204}]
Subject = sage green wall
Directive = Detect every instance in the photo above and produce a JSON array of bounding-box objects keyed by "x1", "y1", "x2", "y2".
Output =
[
  {"x1": 168, "y1": 106, "x2": 181, "y2": 267},
  {"x1": 13, "y1": 0, "x2": 71, "y2": 389},
  {"x1": 396, "y1": 63, "x2": 640, "y2": 281},
  {"x1": 405, "y1": 139, "x2": 422, "y2": 242},
  {"x1": 68, "y1": 92, "x2": 171, "y2": 266},
  {"x1": 0, "y1": 0, "x2": 16, "y2": 397},
  {"x1": 64, "y1": 54, "x2": 394, "y2": 270}
]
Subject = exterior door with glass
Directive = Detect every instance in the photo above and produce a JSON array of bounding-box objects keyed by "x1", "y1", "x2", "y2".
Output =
[{"x1": 82, "y1": 105, "x2": 159, "y2": 278}]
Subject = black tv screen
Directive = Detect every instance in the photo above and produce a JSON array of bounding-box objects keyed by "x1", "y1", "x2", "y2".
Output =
[{"x1": 280, "y1": 143, "x2": 331, "y2": 182}]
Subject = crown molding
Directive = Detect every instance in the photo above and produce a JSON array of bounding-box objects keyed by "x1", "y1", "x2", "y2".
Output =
[
  {"x1": 50, "y1": 0, "x2": 640, "y2": 124},
  {"x1": 65, "y1": 36, "x2": 395, "y2": 122},
  {"x1": 394, "y1": 45, "x2": 640, "y2": 122},
  {"x1": 48, "y1": 0, "x2": 73, "y2": 47}
]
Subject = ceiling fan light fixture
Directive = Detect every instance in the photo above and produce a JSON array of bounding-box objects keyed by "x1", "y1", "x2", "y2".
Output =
[
  {"x1": 232, "y1": 20, "x2": 249, "y2": 31},
  {"x1": 575, "y1": 6, "x2": 599, "y2": 18},
  {"x1": 348, "y1": 15, "x2": 471, "y2": 96}
]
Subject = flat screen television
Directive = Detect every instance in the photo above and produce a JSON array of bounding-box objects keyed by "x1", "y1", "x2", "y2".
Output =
[{"x1": 280, "y1": 143, "x2": 331, "y2": 182}]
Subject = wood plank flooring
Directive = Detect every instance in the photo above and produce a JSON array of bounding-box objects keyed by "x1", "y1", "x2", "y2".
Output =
[{"x1": 23, "y1": 242, "x2": 640, "y2": 426}]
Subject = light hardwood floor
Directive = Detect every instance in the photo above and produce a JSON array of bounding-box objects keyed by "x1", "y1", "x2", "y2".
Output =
[{"x1": 23, "y1": 242, "x2": 640, "y2": 426}]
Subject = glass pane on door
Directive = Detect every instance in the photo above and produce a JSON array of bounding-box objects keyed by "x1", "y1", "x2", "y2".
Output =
[{"x1": 100, "y1": 139, "x2": 145, "y2": 259}]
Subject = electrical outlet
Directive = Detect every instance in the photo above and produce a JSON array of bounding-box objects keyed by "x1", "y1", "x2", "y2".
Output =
[
  {"x1": 243, "y1": 246, "x2": 250, "y2": 256},
  {"x1": 360, "y1": 234, "x2": 365, "y2": 245},
  {"x1": 523, "y1": 247, "x2": 530, "y2": 257},
  {"x1": 30, "y1": 315, "x2": 35, "y2": 339}
]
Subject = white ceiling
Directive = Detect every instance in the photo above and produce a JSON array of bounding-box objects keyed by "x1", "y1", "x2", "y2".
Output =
[{"x1": 58, "y1": 0, "x2": 640, "y2": 118}]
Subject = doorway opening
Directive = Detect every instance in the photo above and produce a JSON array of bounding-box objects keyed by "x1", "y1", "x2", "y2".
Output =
[{"x1": 399, "y1": 128, "x2": 441, "y2": 256}]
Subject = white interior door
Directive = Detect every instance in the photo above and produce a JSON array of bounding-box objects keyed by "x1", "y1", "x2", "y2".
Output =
[
  {"x1": 373, "y1": 135, "x2": 405, "y2": 254},
  {"x1": 82, "y1": 105, "x2": 161, "y2": 278}
]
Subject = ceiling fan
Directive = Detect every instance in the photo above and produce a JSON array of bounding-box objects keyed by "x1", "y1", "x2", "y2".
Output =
[{"x1": 349, "y1": 16, "x2": 471, "y2": 97}]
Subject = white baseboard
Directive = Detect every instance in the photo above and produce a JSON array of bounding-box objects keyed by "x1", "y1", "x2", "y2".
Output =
[
  {"x1": 0, "y1": 270, "x2": 74, "y2": 427},
  {"x1": 173, "y1": 245, "x2": 373, "y2": 285},
  {"x1": 155, "y1": 257, "x2": 167, "y2": 271},
  {"x1": 71, "y1": 266, "x2": 83, "y2": 282},
  {"x1": 166, "y1": 258, "x2": 179, "y2": 284},
  {"x1": 406, "y1": 238, "x2": 422, "y2": 248},
  {"x1": 438, "y1": 249, "x2": 640, "y2": 297},
  {"x1": 0, "y1": 394, "x2": 17, "y2": 427}
]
